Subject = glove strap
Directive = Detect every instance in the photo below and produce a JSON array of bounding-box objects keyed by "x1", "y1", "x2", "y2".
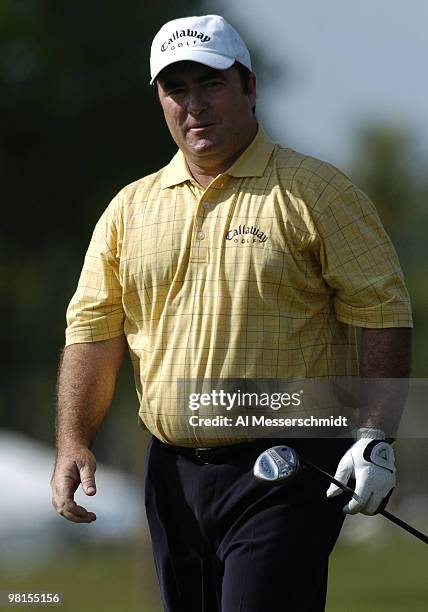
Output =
[
  {"x1": 357, "y1": 427, "x2": 386, "y2": 441},
  {"x1": 362, "y1": 439, "x2": 396, "y2": 473}
]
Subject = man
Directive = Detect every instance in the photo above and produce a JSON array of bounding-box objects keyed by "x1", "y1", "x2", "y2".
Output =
[{"x1": 51, "y1": 14, "x2": 412, "y2": 612}]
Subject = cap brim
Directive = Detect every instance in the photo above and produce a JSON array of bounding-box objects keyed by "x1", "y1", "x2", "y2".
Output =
[{"x1": 150, "y1": 51, "x2": 235, "y2": 85}]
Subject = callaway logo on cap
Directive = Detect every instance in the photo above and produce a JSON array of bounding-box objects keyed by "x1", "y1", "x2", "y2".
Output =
[{"x1": 150, "y1": 14, "x2": 252, "y2": 84}]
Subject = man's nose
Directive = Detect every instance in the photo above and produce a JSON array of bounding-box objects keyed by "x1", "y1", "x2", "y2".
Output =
[{"x1": 187, "y1": 88, "x2": 206, "y2": 114}]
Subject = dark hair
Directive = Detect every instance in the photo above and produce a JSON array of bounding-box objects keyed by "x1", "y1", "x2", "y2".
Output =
[
  {"x1": 233, "y1": 61, "x2": 256, "y2": 114},
  {"x1": 233, "y1": 61, "x2": 251, "y2": 93}
]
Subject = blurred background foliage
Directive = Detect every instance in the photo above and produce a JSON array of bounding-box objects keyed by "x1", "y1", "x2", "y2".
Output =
[{"x1": 0, "y1": 2, "x2": 427, "y2": 611}]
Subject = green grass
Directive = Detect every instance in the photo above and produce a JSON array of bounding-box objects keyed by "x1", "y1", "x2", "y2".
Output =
[
  {"x1": 327, "y1": 538, "x2": 428, "y2": 611},
  {"x1": 0, "y1": 540, "x2": 161, "y2": 612},
  {"x1": 1, "y1": 537, "x2": 426, "y2": 611}
]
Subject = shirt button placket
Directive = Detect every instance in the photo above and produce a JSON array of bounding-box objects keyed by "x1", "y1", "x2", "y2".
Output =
[{"x1": 190, "y1": 195, "x2": 209, "y2": 263}]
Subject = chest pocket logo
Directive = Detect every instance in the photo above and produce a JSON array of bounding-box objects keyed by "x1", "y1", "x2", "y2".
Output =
[{"x1": 225, "y1": 223, "x2": 269, "y2": 245}]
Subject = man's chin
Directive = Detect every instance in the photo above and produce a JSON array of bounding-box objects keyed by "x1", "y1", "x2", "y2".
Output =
[{"x1": 186, "y1": 138, "x2": 221, "y2": 156}]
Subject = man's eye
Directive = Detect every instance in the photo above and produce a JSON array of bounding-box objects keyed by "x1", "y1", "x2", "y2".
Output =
[
  {"x1": 168, "y1": 88, "x2": 185, "y2": 96},
  {"x1": 204, "y1": 80, "x2": 222, "y2": 88}
]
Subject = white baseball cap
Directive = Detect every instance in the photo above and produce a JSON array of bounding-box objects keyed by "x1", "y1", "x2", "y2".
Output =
[{"x1": 150, "y1": 15, "x2": 252, "y2": 85}]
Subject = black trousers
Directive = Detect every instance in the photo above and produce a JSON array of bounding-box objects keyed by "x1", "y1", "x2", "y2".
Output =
[{"x1": 144, "y1": 436, "x2": 353, "y2": 612}]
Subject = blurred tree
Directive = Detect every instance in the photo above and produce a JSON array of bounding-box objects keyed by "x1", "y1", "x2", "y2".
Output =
[
  {"x1": 350, "y1": 123, "x2": 428, "y2": 375},
  {"x1": 0, "y1": 0, "x2": 200, "y2": 455}
]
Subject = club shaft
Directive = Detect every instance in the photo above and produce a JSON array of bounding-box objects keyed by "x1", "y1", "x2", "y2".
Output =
[
  {"x1": 303, "y1": 458, "x2": 356, "y2": 496},
  {"x1": 301, "y1": 457, "x2": 428, "y2": 545},
  {"x1": 380, "y1": 509, "x2": 428, "y2": 544}
]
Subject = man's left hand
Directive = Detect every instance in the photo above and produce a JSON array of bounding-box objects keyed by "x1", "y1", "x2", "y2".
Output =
[{"x1": 326, "y1": 438, "x2": 396, "y2": 515}]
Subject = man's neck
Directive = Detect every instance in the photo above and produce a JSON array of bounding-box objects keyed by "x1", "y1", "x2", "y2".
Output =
[{"x1": 186, "y1": 124, "x2": 258, "y2": 189}]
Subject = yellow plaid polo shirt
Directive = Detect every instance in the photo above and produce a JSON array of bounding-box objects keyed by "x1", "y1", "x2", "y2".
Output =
[{"x1": 65, "y1": 126, "x2": 413, "y2": 446}]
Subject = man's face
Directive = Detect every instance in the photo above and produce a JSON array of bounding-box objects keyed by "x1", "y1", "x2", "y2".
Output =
[{"x1": 156, "y1": 61, "x2": 257, "y2": 167}]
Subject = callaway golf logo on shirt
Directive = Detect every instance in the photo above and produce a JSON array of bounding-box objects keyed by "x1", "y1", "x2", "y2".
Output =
[
  {"x1": 161, "y1": 30, "x2": 211, "y2": 52},
  {"x1": 226, "y1": 224, "x2": 269, "y2": 244}
]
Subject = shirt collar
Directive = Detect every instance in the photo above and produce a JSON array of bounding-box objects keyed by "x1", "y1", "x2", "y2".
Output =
[
  {"x1": 226, "y1": 125, "x2": 276, "y2": 178},
  {"x1": 160, "y1": 124, "x2": 276, "y2": 190},
  {"x1": 160, "y1": 148, "x2": 194, "y2": 190}
]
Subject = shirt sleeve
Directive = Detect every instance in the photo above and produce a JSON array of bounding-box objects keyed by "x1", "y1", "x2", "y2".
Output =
[
  {"x1": 315, "y1": 184, "x2": 413, "y2": 328},
  {"x1": 65, "y1": 196, "x2": 125, "y2": 345}
]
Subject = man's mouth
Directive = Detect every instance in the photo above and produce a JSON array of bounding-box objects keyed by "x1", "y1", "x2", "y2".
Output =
[{"x1": 187, "y1": 123, "x2": 215, "y2": 132}]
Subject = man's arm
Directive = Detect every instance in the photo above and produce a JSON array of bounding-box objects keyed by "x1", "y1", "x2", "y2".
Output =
[
  {"x1": 359, "y1": 327, "x2": 412, "y2": 435},
  {"x1": 50, "y1": 335, "x2": 127, "y2": 523},
  {"x1": 327, "y1": 327, "x2": 412, "y2": 514}
]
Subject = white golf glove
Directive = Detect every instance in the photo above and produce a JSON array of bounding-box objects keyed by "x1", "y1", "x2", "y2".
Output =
[{"x1": 326, "y1": 431, "x2": 396, "y2": 515}]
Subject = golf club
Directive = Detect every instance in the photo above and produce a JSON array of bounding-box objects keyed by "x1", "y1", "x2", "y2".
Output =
[{"x1": 253, "y1": 445, "x2": 428, "y2": 545}]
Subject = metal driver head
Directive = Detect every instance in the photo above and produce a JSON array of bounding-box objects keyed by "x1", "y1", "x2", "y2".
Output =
[{"x1": 253, "y1": 445, "x2": 300, "y2": 484}]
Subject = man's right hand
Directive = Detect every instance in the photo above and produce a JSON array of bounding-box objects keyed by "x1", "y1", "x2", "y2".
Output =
[{"x1": 51, "y1": 446, "x2": 97, "y2": 523}]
